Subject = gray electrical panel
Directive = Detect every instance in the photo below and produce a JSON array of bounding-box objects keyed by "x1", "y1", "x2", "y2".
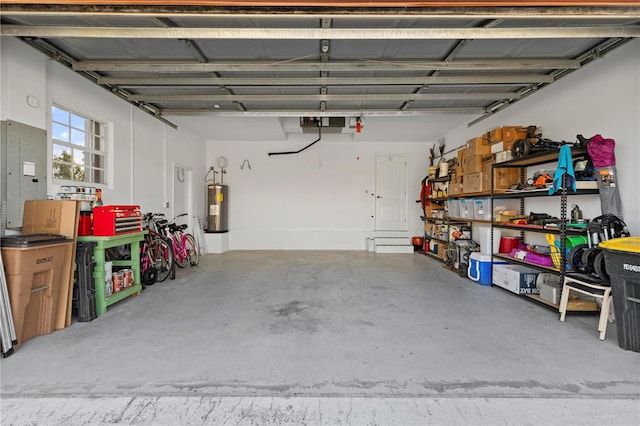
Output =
[{"x1": 1, "y1": 120, "x2": 47, "y2": 230}]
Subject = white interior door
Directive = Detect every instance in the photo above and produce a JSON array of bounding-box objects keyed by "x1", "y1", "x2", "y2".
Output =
[
  {"x1": 172, "y1": 163, "x2": 192, "y2": 227},
  {"x1": 375, "y1": 155, "x2": 408, "y2": 231}
]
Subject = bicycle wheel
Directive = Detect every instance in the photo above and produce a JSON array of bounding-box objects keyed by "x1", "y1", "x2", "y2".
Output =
[
  {"x1": 174, "y1": 234, "x2": 189, "y2": 268},
  {"x1": 185, "y1": 233, "x2": 199, "y2": 266},
  {"x1": 150, "y1": 237, "x2": 174, "y2": 282}
]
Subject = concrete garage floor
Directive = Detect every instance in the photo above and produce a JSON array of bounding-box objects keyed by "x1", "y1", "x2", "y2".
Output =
[{"x1": 1, "y1": 251, "x2": 639, "y2": 425}]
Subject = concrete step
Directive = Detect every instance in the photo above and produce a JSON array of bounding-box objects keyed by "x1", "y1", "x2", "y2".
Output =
[
  {"x1": 375, "y1": 245, "x2": 415, "y2": 254},
  {"x1": 373, "y1": 237, "x2": 414, "y2": 254},
  {"x1": 374, "y1": 237, "x2": 410, "y2": 245}
]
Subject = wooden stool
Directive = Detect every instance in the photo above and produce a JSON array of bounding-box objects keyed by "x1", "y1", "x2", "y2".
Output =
[{"x1": 559, "y1": 274, "x2": 614, "y2": 341}]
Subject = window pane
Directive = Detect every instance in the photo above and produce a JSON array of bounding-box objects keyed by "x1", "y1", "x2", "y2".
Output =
[
  {"x1": 52, "y1": 123, "x2": 70, "y2": 142},
  {"x1": 52, "y1": 144, "x2": 68, "y2": 158},
  {"x1": 70, "y1": 113, "x2": 87, "y2": 131},
  {"x1": 73, "y1": 165, "x2": 86, "y2": 182},
  {"x1": 70, "y1": 128, "x2": 87, "y2": 146},
  {"x1": 93, "y1": 135, "x2": 102, "y2": 150},
  {"x1": 92, "y1": 168, "x2": 104, "y2": 183},
  {"x1": 52, "y1": 106, "x2": 69, "y2": 125},
  {"x1": 73, "y1": 149, "x2": 85, "y2": 165},
  {"x1": 91, "y1": 153, "x2": 104, "y2": 168},
  {"x1": 53, "y1": 160, "x2": 72, "y2": 180}
]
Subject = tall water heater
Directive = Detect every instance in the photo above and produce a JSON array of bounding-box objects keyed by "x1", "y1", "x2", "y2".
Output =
[{"x1": 206, "y1": 184, "x2": 228, "y2": 233}]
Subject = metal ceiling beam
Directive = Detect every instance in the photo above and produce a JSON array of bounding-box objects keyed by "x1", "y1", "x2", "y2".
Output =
[
  {"x1": 96, "y1": 75, "x2": 555, "y2": 86},
  {"x1": 3, "y1": 25, "x2": 639, "y2": 39},
  {"x1": 128, "y1": 92, "x2": 520, "y2": 102},
  {"x1": 160, "y1": 108, "x2": 486, "y2": 117},
  {"x1": 75, "y1": 59, "x2": 580, "y2": 72},
  {"x1": 1, "y1": 5, "x2": 638, "y2": 19}
]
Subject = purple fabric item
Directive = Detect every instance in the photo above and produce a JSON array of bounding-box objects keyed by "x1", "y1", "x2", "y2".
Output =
[
  {"x1": 525, "y1": 251, "x2": 554, "y2": 268},
  {"x1": 509, "y1": 248, "x2": 554, "y2": 268},
  {"x1": 587, "y1": 134, "x2": 616, "y2": 167}
]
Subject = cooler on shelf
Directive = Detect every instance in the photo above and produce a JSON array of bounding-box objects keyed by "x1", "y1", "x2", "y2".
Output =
[{"x1": 468, "y1": 253, "x2": 507, "y2": 286}]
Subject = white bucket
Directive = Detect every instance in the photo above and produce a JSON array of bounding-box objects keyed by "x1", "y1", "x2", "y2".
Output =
[
  {"x1": 478, "y1": 227, "x2": 501, "y2": 254},
  {"x1": 366, "y1": 237, "x2": 375, "y2": 252}
]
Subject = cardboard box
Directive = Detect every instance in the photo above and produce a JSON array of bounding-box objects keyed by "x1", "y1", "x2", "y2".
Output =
[
  {"x1": 424, "y1": 222, "x2": 434, "y2": 236},
  {"x1": 502, "y1": 126, "x2": 530, "y2": 143},
  {"x1": 22, "y1": 200, "x2": 80, "y2": 237},
  {"x1": 463, "y1": 172, "x2": 483, "y2": 194},
  {"x1": 489, "y1": 127, "x2": 503, "y2": 143},
  {"x1": 482, "y1": 163, "x2": 520, "y2": 193},
  {"x1": 493, "y1": 264, "x2": 540, "y2": 295},
  {"x1": 424, "y1": 203, "x2": 444, "y2": 217},
  {"x1": 449, "y1": 182, "x2": 463, "y2": 196},
  {"x1": 491, "y1": 140, "x2": 516, "y2": 154},
  {"x1": 576, "y1": 180, "x2": 598, "y2": 189},
  {"x1": 495, "y1": 150, "x2": 514, "y2": 163},
  {"x1": 462, "y1": 154, "x2": 485, "y2": 174},
  {"x1": 437, "y1": 243, "x2": 447, "y2": 260},
  {"x1": 22, "y1": 200, "x2": 80, "y2": 330},
  {"x1": 456, "y1": 148, "x2": 466, "y2": 166},
  {"x1": 466, "y1": 137, "x2": 491, "y2": 156}
]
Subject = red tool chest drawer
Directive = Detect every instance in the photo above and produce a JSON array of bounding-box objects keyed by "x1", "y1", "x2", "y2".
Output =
[{"x1": 92, "y1": 205, "x2": 142, "y2": 236}]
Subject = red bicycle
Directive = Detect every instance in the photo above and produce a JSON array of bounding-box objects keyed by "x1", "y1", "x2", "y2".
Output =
[{"x1": 140, "y1": 213, "x2": 175, "y2": 284}]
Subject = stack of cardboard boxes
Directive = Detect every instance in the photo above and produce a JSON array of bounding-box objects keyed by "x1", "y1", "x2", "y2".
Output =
[{"x1": 453, "y1": 126, "x2": 528, "y2": 196}]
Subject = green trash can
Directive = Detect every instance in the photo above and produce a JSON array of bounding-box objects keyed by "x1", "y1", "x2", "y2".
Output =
[{"x1": 599, "y1": 237, "x2": 640, "y2": 352}]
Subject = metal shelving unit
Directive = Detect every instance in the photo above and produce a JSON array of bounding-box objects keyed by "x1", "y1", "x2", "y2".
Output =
[
  {"x1": 420, "y1": 172, "x2": 472, "y2": 268},
  {"x1": 490, "y1": 147, "x2": 599, "y2": 311}
]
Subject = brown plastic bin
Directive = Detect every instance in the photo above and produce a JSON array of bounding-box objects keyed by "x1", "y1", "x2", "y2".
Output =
[{"x1": 1, "y1": 234, "x2": 74, "y2": 348}]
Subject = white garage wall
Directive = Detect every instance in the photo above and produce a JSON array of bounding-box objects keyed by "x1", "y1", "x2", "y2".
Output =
[
  {"x1": 208, "y1": 136, "x2": 430, "y2": 250},
  {"x1": 0, "y1": 38, "x2": 207, "y2": 229},
  {"x1": 440, "y1": 39, "x2": 640, "y2": 236},
  {"x1": 0, "y1": 38, "x2": 47, "y2": 130}
]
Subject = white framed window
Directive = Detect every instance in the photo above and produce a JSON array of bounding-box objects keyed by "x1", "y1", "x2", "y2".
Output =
[{"x1": 51, "y1": 104, "x2": 107, "y2": 184}]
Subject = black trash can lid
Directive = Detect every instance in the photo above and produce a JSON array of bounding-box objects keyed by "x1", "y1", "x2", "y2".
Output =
[{"x1": 1, "y1": 234, "x2": 70, "y2": 248}]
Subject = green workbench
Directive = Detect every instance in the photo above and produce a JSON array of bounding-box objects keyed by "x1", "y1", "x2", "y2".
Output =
[{"x1": 77, "y1": 231, "x2": 145, "y2": 315}]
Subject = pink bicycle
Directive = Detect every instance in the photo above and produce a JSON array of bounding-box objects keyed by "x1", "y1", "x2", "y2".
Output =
[{"x1": 163, "y1": 213, "x2": 199, "y2": 268}]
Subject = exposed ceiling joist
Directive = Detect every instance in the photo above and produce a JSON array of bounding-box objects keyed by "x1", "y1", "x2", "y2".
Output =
[
  {"x1": 74, "y1": 59, "x2": 580, "y2": 72},
  {"x1": 1, "y1": 5, "x2": 638, "y2": 19},
  {"x1": 159, "y1": 108, "x2": 487, "y2": 116},
  {"x1": 128, "y1": 92, "x2": 521, "y2": 102},
  {"x1": 96, "y1": 75, "x2": 555, "y2": 86},
  {"x1": 3, "y1": 24, "x2": 639, "y2": 39}
]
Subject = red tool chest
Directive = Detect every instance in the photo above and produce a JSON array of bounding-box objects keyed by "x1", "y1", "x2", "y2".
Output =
[{"x1": 92, "y1": 205, "x2": 142, "y2": 236}]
